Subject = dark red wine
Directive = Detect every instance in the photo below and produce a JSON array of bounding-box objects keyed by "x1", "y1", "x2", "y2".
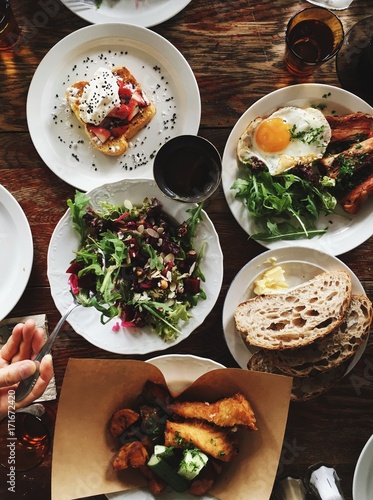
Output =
[
  {"x1": 161, "y1": 146, "x2": 218, "y2": 198},
  {"x1": 288, "y1": 20, "x2": 335, "y2": 63}
]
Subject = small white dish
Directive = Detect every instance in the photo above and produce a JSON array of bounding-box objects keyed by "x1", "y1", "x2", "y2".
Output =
[
  {"x1": 0, "y1": 186, "x2": 33, "y2": 321},
  {"x1": 222, "y1": 83, "x2": 373, "y2": 256},
  {"x1": 61, "y1": 0, "x2": 192, "y2": 28},
  {"x1": 47, "y1": 178, "x2": 223, "y2": 354},
  {"x1": 353, "y1": 435, "x2": 373, "y2": 500},
  {"x1": 147, "y1": 353, "x2": 225, "y2": 394},
  {"x1": 222, "y1": 246, "x2": 367, "y2": 370}
]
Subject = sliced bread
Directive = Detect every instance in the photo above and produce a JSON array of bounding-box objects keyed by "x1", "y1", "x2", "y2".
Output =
[
  {"x1": 262, "y1": 294, "x2": 372, "y2": 377},
  {"x1": 234, "y1": 270, "x2": 352, "y2": 350},
  {"x1": 247, "y1": 352, "x2": 347, "y2": 402}
]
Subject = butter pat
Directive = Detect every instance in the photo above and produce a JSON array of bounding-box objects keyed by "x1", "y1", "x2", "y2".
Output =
[
  {"x1": 253, "y1": 266, "x2": 288, "y2": 295},
  {"x1": 78, "y1": 67, "x2": 120, "y2": 125}
]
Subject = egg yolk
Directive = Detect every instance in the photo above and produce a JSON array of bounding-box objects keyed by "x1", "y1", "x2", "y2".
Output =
[{"x1": 255, "y1": 117, "x2": 291, "y2": 153}]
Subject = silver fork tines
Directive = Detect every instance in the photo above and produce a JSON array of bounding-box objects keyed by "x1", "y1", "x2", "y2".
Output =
[{"x1": 66, "y1": 0, "x2": 96, "y2": 11}]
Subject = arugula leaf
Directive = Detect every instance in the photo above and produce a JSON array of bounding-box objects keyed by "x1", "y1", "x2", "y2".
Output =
[
  {"x1": 232, "y1": 166, "x2": 337, "y2": 241},
  {"x1": 67, "y1": 191, "x2": 90, "y2": 244},
  {"x1": 182, "y1": 202, "x2": 205, "y2": 245},
  {"x1": 252, "y1": 221, "x2": 328, "y2": 241}
]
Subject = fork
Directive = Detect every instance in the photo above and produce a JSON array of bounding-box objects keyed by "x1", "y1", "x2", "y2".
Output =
[
  {"x1": 14, "y1": 300, "x2": 81, "y2": 403},
  {"x1": 65, "y1": 0, "x2": 97, "y2": 11}
]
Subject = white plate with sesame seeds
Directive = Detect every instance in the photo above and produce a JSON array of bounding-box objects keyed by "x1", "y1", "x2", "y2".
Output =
[
  {"x1": 62, "y1": 0, "x2": 192, "y2": 28},
  {"x1": 47, "y1": 178, "x2": 223, "y2": 355},
  {"x1": 27, "y1": 23, "x2": 200, "y2": 192}
]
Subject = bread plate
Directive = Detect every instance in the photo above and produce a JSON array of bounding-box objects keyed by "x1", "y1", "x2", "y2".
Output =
[
  {"x1": 47, "y1": 178, "x2": 223, "y2": 355},
  {"x1": 222, "y1": 83, "x2": 373, "y2": 256},
  {"x1": 353, "y1": 434, "x2": 373, "y2": 500},
  {"x1": 61, "y1": 0, "x2": 192, "y2": 28},
  {"x1": 106, "y1": 354, "x2": 224, "y2": 500},
  {"x1": 27, "y1": 23, "x2": 200, "y2": 192},
  {"x1": 222, "y1": 246, "x2": 367, "y2": 371},
  {"x1": 0, "y1": 186, "x2": 33, "y2": 321}
]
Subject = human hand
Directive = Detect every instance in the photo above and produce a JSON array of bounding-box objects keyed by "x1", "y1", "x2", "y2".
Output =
[{"x1": 0, "y1": 320, "x2": 54, "y2": 420}]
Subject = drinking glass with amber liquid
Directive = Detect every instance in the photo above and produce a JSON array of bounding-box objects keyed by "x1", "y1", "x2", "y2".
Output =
[
  {"x1": 284, "y1": 7, "x2": 344, "y2": 76},
  {"x1": 0, "y1": 0, "x2": 20, "y2": 50},
  {"x1": 0, "y1": 411, "x2": 51, "y2": 472}
]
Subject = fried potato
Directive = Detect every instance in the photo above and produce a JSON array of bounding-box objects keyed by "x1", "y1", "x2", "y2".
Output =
[
  {"x1": 164, "y1": 420, "x2": 238, "y2": 462},
  {"x1": 188, "y1": 461, "x2": 216, "y2": 496},
  {"x1": 112, "y1": 441, "x2": 149, "y2": 470},
  {"x1": 168, "y1": 393, "x2": 257, "y2": 430},
  {"x1": 108, "y1": 408, "x2": 140, "y2": 438},
  {"x1": 139, "y1": 465, "x2": 167, "y2": 495}
]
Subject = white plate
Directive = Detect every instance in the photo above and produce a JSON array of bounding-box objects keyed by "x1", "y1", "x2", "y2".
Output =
[
  {"x1": 47, "y1": 178, "x2": 223, "y2": 354},
  {"x1": 107, "y1": 354, "x2": 224, "y2": 500},
  {"x1": 27, "y1": 23, "x2": 200, "y2": 192},
  {"x1": 353, "y1": 435, "x2": 373, "y2": 500},
  {"x1": 62, "y1": 0, "x2": 192, "y2": 28},
  {"x1": 222, "y1": 83, "x2": 373, "y2": 256},
  {"x1": 222, "y1": 246, "x2": 366, "y2": 370},
  {"x1": 147, "y1": 353, "x2": 226, "y2": 394},
  {"x1": 0, "y1": 186, "x2": 33, "y2": 321}
]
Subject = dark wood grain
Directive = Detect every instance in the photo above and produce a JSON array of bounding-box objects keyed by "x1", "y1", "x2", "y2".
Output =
[{"x1": 0, "y1": 0, "x2": 372, "y2": 499}]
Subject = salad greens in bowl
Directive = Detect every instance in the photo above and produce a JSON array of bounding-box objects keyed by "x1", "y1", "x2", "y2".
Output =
[{"x1": 47, "y1": 179, "x2": 223, "y2": 354}]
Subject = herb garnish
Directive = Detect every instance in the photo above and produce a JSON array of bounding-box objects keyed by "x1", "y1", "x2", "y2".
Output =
[{"x1": 290, "y1": 124, "x2": 326, "y2": 145}]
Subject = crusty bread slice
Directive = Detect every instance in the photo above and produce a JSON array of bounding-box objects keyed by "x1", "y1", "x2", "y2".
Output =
[
  {"x1": 66, "y1": 66, "x2": 156, "y2": 156},
  {"x1": 262, "y1": 294, "x2": 372, "y2": 377},
  {"x1": 247, "y1": 352, "x2": 347, "y2": 402},
  {"x1": 234, "y1": 270, "x2": 352, "y2": 350}
]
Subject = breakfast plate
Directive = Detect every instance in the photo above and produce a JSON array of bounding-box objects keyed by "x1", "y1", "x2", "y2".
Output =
[
  {"x1": 47, "y1": 178, "x2": 223, "y2": 354},
  {"x1": 222, "y1": 246, "x2": 367, "y2": 370},
  {"x1": 106, "y1": 354, "x2": 224, "y2": 500},
  {"x1": 61, "y1": 0, "x2": 192, "y2": 28},
  {"x1": 27, "y1": 23, "x2": 200, "y2": 192},
  {"x1": 353, "y1": 434, "x2": 373, "y2": 500},
  {"x1": 222, "y1": 83, "x2": 373, "y2": 256},
  {"x1": 0, "y1": 185, "x2": 33, "y2": 321}
]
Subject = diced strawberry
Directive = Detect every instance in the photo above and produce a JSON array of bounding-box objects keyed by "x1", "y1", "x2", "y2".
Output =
[
  {"x1": 127, "y1": 100, "x2": 140, "y2": 121},
  {"x1": 118, "y1": 85, "x2": 134, "y2": 99},
  {"x1": 99, "y1": 117, "x2": 112, "y2": 129},
  {"x1": 111, "y1": 125, "x2": 129, "y2": 138},
  {"x1": 117, "y1": 78, "x2": 134, "y2": 98},
  {"x1": 108, "y1": 104, "x2": 130, "y2": 119},
  {"x1": 89, "y1": 126, "x2": 111, "y2": 144},
  {"x1": 130, "y1": 90, "x2": 147, "y2": 106}
]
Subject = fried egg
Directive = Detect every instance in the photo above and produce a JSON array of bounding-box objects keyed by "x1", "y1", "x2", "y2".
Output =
[{"x1": 237, "y1": 106, "x2": 332, "y2": 175}]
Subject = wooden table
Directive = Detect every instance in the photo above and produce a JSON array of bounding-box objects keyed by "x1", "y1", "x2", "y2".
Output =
[{"x1": 1, "y1": 0, "x2": 372, "y2": 498}]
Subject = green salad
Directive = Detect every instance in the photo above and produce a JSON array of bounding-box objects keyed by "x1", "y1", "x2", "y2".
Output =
[
  {"x1": 66, "y1": 192, "x2": 206, "y2": 341},
  {"x1": 232, "y1": 163, "x2": 338, "y2": 241}
]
